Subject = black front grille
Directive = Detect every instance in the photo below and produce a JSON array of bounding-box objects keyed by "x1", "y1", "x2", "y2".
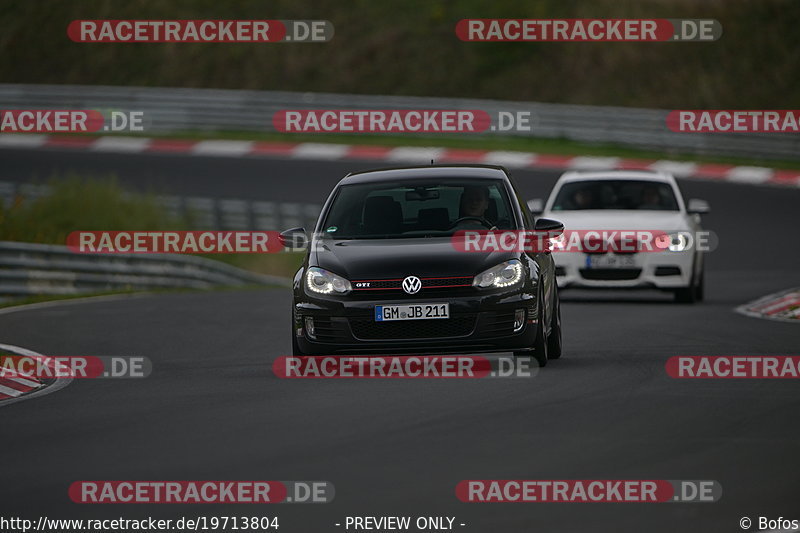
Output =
[
  {"x1": 352, "y1": 277, "x2": 473, "y2": 292},
  {"x1": 349, "y1": 315, "x2": 476, "y2": 340},
  {"x1": 422, "y1": 277, "x2": 473, "y2": 288},
  {"x1": 579, "y1": 268, "x2": 642, "y2": 281}
]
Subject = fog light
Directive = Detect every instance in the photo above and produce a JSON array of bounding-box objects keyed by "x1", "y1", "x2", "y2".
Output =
[
  {"x1": 513, "y1": 309, "x2": 525, "y2": 332},
  {"x1": 304, "y1": 317, "x2": 316, "y2": 339}
]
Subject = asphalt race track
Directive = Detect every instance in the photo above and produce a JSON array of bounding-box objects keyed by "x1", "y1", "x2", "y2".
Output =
[{"x1": 1, "y1": 146, "x2": 799, "y2": 532}]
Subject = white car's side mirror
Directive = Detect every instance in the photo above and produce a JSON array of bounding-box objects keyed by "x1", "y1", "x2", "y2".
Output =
[
  {"x1": 687, "y1": 199, "x2": 710, "y2": 215},
  {"x1": 527, "y1": 198, "x2": 544, "y2": 215}
]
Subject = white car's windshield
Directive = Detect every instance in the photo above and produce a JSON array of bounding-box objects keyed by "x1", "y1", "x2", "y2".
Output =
[
  {"x1": 321, "y1": 179, "x2": 517, "y2": 239},
  {"x1": 551, "y1": 180, "x2": 679, "y2": 211}
]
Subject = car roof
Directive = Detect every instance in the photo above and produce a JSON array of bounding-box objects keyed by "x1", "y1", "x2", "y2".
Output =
[
  {"x1": 556, "y1": 170, "x2": 677, "y2": 185},
  {"x1": 338, "y1": 164, "x2": 509, "y2": 185}
]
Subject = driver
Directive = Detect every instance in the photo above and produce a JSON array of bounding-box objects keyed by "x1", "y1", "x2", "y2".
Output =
[
  {"x1": 460, "y1": 185, "x2": 490, "y2": 218},
  {"x1": 571, "y1": 188, "x2": 594, "y2": 209},
  {"x1": 638, "y1": 184, "x2": 662, "y2": 209}
]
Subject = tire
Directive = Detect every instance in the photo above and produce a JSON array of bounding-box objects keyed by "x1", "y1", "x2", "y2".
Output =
[
  {"x1": 547, "y1": 286, "x2": 562, "y2": 359},
  {"x1": 514, "y1": 281, "x2": 548, "y2": 367},
  {"x1": 694, "y1": 267, "x2": 705, "y2": 302},
  {"x1": 674, "y1": 285, "x2": 696, "y2": 303},
  {"x1": 674, "y1": 256, "x2": 701, "y2": 303}
]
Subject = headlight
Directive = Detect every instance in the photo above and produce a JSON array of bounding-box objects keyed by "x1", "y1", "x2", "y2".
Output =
[
  {"x1": 305, "y1": 267, "x2": 352, "y2": 295},
  {"x1": 473, "y1": 260, "x2": 523, "y2": 289},
  {"x1": 667, "y1": 233, "x2": 689, "y2": 252}
]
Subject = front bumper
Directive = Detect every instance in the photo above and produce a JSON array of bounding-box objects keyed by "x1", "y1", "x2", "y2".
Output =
[
  {"x1": 554, "y1": 250, "x2": 696, "y2": 290},
  {"x1": 294, "y1": 290, "x2": 539, "y2": 355}
]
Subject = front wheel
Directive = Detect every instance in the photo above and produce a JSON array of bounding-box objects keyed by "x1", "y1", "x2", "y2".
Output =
[
  {"x1": 694, "y1": 267, "x2": 705, "y2": 302},
  {"x1": 514, "y1": 282, "x2": 548, "y2": 367},
  {"x1": 674, "y1": 286, "x2": 695, "y2": 303},
  {"x1": 675, "y1": 255, "x2": 703, "y2": 303},
  {"x1": 674, "y1": 271, "x2": 702, "y2": 303}
]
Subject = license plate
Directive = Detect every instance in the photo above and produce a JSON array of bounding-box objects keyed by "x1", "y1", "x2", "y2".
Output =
[
  {"x1": 375, "y1": 303, "x2": 449, "y2": 321},
  {"x1": 586, "y1": 254, "x2": 636, "y2": 268}
]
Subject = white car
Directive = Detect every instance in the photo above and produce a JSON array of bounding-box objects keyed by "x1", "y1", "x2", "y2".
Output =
[{"x1": 529, "y1": 170, "x2": 709, "y2": 303}]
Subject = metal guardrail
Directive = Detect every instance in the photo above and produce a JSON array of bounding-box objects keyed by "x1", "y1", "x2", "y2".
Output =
[
  {"x1": 0, "y1": 83, "x2": 797, "y2": 160},
  {"x1": 0, "y1": 241, "x2": 289, "y2": 297},
  {"x1": 0, "y1": 181, "x2": 322, "y2": 232}
]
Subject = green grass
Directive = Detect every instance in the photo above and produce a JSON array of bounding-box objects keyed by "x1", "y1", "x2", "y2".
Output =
[
  {"x1": 0, "y1": 176, "x2": 299, "y2": 281},
  {"x1": 0, "y1": 176, "x2": 189, "y2": 244}
]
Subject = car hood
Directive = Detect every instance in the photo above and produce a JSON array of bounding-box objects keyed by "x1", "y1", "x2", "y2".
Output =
[
  {"x1": 310, "y1": 237, "x2": 516, "y2": 280},
  {"x1": 544, "y1": 210, "x2": 690, "y2": 231}
]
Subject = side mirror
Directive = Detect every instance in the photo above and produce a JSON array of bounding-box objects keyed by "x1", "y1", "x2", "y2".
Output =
[
  {"x1": 527, "y1": 198, "x2": 544, "y2": 215},
  {"x1": 534, "y1": 217, "x2": 565, "y2": 236},
  {"x1": 278, "y1": 227, "x2": 308, "y2": 250},
  {"x1": 687, "y1": 199, "x2": 710, "y2": 215}
]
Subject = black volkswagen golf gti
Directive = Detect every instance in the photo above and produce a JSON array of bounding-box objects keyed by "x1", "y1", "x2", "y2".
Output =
[{"x1": 282, "y1": 165, "x2": 565, "y2": 366}]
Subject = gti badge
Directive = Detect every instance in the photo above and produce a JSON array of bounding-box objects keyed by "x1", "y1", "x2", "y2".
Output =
[{"x1": 402, "y1": 275, "x2": 422, "y2": 294}]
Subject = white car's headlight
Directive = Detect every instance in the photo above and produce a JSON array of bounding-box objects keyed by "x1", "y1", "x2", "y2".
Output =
[
  {"x1": 473, "y1": 260, "x2": 523, "y2": 289},
  {"x1": 305, "y1": 267, "x2": 352, "y2": 295},
  {"x1": 667, "y1": 233, "x2": 689, "y2": 252}
]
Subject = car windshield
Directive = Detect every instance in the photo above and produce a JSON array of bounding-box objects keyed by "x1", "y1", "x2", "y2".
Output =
[
  {"x1": 551, "y1": 180, "x2": 680, "y2": 211},
  {"x1": 320, "y1": 179, "x2": 517, "y2": 239}
]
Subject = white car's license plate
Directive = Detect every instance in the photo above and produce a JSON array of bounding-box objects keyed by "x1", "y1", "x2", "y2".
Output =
[
  {"x1": 375, "y1": 303, "x2": 449, "y2": 321},
  {"x1": 586, "y1": 254, "x2": 636, "y2": 268}
]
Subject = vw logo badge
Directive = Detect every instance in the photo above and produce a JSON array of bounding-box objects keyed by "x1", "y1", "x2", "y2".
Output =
[{"x1": 402, "y1": 276, "x2": 422, "y2": 294}]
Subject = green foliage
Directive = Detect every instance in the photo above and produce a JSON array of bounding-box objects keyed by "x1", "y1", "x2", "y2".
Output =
[
  {"x1": 0, "y1": 175, "x2": 301, "y2": 277},
  {"x1": 1, "y1": 0, "x2": 797, "y2": 108}
]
